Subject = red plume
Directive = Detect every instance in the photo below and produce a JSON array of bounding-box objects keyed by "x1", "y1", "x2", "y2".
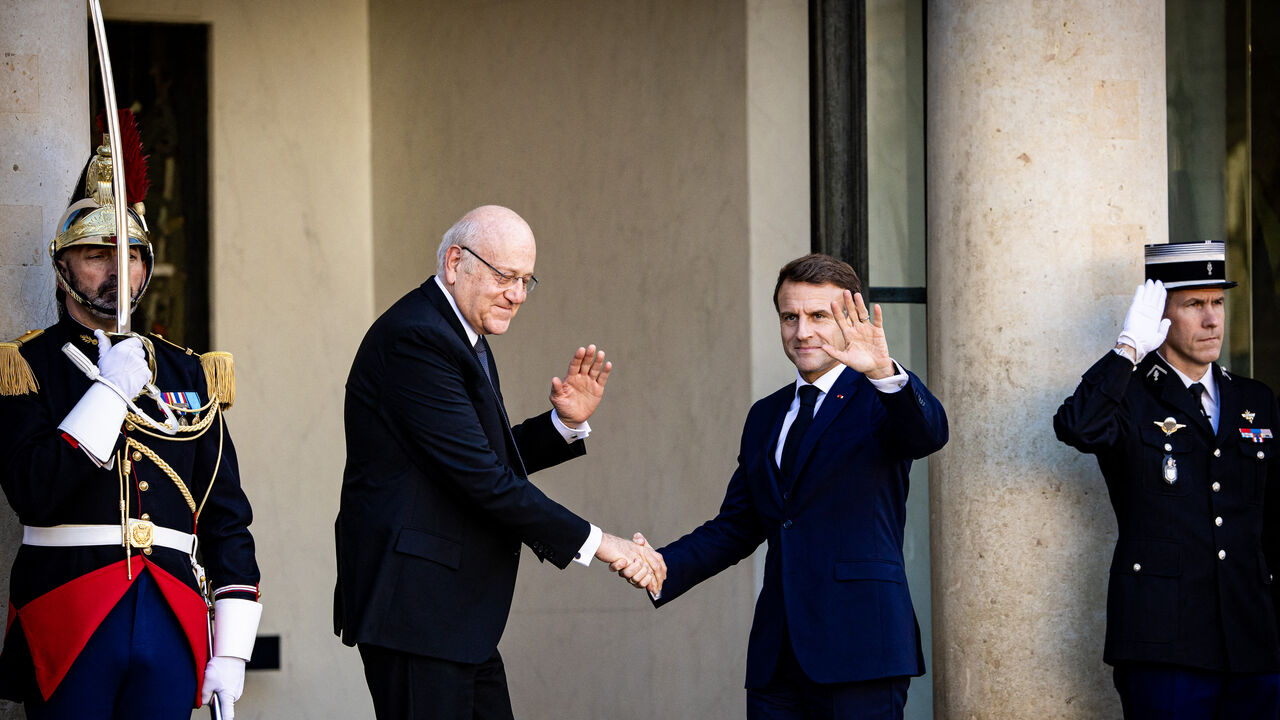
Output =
[{"x1": 94, "y1": 109, "x2": 151, "y2": 203}]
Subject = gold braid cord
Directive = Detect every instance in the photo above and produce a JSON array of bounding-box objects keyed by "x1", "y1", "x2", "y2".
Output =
[
  {"x1": 126, "y1": 436, "x2": 197, "y2": 513},
  {"x1": 125, "y1": 396, "x2": 226, "y2": 520}
]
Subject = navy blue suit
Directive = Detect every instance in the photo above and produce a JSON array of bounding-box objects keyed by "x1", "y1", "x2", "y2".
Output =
[{"x1": 655, "y1": 366, "x2": 948, "y2": 692}]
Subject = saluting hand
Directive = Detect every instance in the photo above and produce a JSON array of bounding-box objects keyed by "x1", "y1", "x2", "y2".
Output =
[
  {"x1": 821, "y1": 290, "x2": 895, "y2": 380},
  {"x1": 549, "y1": 344, "x2": 612, "y2": 426}
]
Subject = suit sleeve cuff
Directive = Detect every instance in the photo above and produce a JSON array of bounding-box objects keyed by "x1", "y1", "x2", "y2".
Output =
[
  {"x1": 551, "y1": 411, "x2": 591, "y2": 443},
  {"x1": 57, "y1": 382, "x2": 128, "y2": 465},
  {"x1": 867, "y1": 360, "x2": 908, "y2": 393},
  {"x1": 213, "y1": 598, "x2": 263, "y2": 660},
  {"x1": 573, "y1": 524, "x2": 603, "y2": 567}
]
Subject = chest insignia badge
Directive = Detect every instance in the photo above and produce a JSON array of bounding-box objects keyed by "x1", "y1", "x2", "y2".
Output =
[
  {"x1": 1242, "y1": 409, "x2": 1256, "y2": 424},
  {"x1": 1156, "y1": 417, "x2": 1186, "y2": 436},
  {"x1": 1162, "y1": 454, "x2": 1178, "y2": 484}
]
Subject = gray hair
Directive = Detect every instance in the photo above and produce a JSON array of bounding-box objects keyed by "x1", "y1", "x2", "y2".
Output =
[{"x1": 436, "y1": 215, "x2": 483, "y2": 274}]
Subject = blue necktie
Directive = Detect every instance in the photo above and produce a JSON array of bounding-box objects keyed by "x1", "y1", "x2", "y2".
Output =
[{"x1": 781, "y1": 385, "x2": 820, "y2": 479}]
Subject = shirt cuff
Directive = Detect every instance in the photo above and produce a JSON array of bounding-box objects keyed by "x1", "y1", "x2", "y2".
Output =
[
  {"x1": 57, "y1": 382, "x2": 128, "y2": 466},
  {"x1": 551, "y1": 411, "x2": 591, "y2": 443},
  {"x1": 573, "y1": 524, "x2": 603, "y2": 567},
  {"x1": 867, "y1": 360, "x2": 908, "y2": 393}
]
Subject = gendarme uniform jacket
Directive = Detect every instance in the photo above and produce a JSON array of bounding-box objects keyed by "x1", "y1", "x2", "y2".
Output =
[
  {"x1": 1054, "y1": 350, "x2": 1280, "y2": 672},
  {"x1": 0, "y1": 314, "x2": 259, "y2": 705}
]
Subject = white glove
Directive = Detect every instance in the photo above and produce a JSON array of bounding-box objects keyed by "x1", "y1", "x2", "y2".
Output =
[
  {"x1": 1116, "y1": 280, "x2": 1170, "y2": 363},
  {"x1": 94, "y1": 330, "x2": 149, "y2": 399},
  {"x1": 202, "y1": 656, "x2": 246, "y2": 720}
]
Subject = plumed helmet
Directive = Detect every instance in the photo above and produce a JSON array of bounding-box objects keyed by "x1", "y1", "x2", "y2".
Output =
[{"x1": 49, "y1": 110, "x2": 154, "y2": 312}]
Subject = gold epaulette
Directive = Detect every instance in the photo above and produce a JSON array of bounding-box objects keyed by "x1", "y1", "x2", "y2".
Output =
[
  {"x1": 0, "y1": 329, "x2": 42, "y2": 396},
  {"x1": 201, "y1": 351, "x2": 235, "y2": 410}
]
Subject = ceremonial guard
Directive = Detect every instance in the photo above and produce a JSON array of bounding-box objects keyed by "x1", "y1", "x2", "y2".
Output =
[
  {"x1": 1055, "y1": 241, "x2": 1280, "y2": 719},
  {"x1": 0, "y1": 112, "x2": 261, "y2": 719}
]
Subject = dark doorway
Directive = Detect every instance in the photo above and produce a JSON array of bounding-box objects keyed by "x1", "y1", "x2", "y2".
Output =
[{"x1": 88, "y1": 21, "x2": 210, "y2": 351}]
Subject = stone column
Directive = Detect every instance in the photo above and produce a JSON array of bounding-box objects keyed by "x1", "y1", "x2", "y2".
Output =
[
  {"x1": 926, "y1": 1, "x2": 1167, "y2": 718},
  {"x1": 0, "y1": 2, "x2": 86, "y2": 716}
]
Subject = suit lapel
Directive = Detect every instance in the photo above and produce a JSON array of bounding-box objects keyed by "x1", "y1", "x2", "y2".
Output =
[
  {"x1": 763, "y1": 388, "x2": 793, "y2": 507},
  {"x1": 1147, "y1": 356, "x2": 1214, "y2": 439},
  {"x1": 789, "y1": 369, "x2": 863, "y2": 489},
  {"x1": 422, "y1": 279, "x2": 526, "y2": 477}
]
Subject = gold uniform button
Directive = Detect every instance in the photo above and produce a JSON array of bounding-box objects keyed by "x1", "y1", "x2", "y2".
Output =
[
  {"x1": 1212, "y1": 482, "x2": 1222, "y2": 492},
  {"x1": 1133, "y1": 563, "x2": 1141, "y2": 572},
  {"x1": 1163, "y1": 443, "x2": 1172, "y2": 452},
  {"x1": 141, "y1": 513, "x2": 150, "y2": 520},
  {"x1": 1218, "y1": 550, "x2": 1227, "y2": 560},
  {"x1": 142, "y1": 547, "x2": 152, "y2": 555},
  {"x1": 125, "y1": 421, "x2": 136, "y2": 431},
  {"x1": 1215, "y1": 517, "x2": 1223, "y2": 527},
  {"x1": 139, "y1": 481, "x2": 149, "y2": 492},
  {"x1": 131, "y1": 450, "x2": 142, "y2": 461},
  {"x1": 1259, "y1": 451, "x2": 1266, "y2": 460},
  {"x1": 1213, "y1": 448, "x2": 1221, "y2": 458}
]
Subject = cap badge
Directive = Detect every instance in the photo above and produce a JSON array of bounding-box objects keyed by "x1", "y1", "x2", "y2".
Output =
[
  {"x1": 1207, "y1": 262, "x2": 1213, "y2": 275},
  {"x1": 1242, "y1": 409, "x2": 1256, "y2": 424},
  {"x1": 1156, "y1": 417, "x2": 1186, "y2": 436}
]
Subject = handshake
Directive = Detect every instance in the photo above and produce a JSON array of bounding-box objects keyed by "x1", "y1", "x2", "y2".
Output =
[{"x1": 595, "y1": 532, "x2": 666, "y2": 596}]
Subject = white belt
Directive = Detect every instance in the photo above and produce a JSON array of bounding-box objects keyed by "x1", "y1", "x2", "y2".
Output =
[{"x1": 23, "y1": 523, "x2": 195, "y2": 554}]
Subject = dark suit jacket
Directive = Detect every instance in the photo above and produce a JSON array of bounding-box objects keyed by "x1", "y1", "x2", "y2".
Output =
[
  {"x1": 334, "y1": 278, "x2": 590, "y2": 664},
  {"x1": 1054, "y1": 351, "x2": 1280, "y2": 672},
  {"x1": 654, "y1": 366, "x2": 948, "y2": 688}
]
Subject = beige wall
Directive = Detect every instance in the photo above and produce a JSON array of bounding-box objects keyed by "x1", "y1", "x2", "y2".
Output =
[
  {"x1": 370, "y1": 0, "x2": 805, "y2": 717},
  {"x1": 96, "y1": 1, "x2": 376, "y2": 717}
]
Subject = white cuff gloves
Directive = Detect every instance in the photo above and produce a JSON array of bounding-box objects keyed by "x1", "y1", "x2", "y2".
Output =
[
  {"x1": 57, "y1": 331, "x2": 151, "y2": 464},
  {"x1": 202, "y1": 598, "x2": 262, "y2": 720},
  {"x1": 202, "y1": 656, "x2": 245, "y2": 720},
  {"x1": 1116, "y1": 280, "x2": 1170, "y2": 364}
]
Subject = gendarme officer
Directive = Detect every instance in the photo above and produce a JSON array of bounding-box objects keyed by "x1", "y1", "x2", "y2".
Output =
[{"x1": 1055, "y1": 241, "x2": 1280, "y2": 719}]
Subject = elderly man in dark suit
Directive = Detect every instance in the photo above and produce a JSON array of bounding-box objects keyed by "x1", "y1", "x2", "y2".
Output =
[
  {"x1": 1055, "y1": 241, "x2": 1280, "y2": 719},
  {"x1": 638, "y1": 254, "x2": 948, "y2": 719},
  {"x1": 334, "y1": 205, "x2": 663, "y2": 720}
]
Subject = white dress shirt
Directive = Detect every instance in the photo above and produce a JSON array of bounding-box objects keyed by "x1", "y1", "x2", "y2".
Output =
[
  {"x1": 773, "y1": 361, "x2": 909, "y2": 468},
  {"x1": 1159, "y1": 352, "x2": 1220, "y2": 434}
]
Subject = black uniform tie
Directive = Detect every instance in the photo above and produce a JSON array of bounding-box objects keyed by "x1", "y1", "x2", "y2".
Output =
[
  {"x1": 781, "y1": 385, "x2": 821, "y2": 479},
  {"x1": 474, "y1": 337, "x2": 493, "y2": 386},
  {"x1": 1189, "y1": 382, "x2": 1209, "y2": 421}
]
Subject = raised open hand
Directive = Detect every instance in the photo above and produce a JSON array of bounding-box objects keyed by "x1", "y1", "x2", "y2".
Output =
[
  {"x1": 820, "y1": 290, "x2": 895, "y2": 380},
  {"x1": 549, "y1": 345, "x2": 612, "y2": 426}
]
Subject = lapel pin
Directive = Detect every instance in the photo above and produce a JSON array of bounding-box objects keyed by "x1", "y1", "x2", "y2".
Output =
[
  {"x1": 1156, "y1": 417, "x2": 1186, "y2": 436},
  {"x1": 1242, "y1": 409, "x2": 1256, "y2": 424},
  {"x1": 836, "y1": 394, "x2": 844, "y2": 399}
]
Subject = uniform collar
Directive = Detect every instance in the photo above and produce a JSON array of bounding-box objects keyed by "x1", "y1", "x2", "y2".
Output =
[{"x1": 1157, "y1": 351, "x2": 1218, "y2": 406}]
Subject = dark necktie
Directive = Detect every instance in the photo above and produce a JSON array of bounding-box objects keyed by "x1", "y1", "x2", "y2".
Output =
[
  {"x1": 474, "y1": 337, "x2": 493, "y2": 386},
  {"x1": 1189, "y1": 382, "x2": 1209, "y2": 422},
  {"x1": 780, "y1": 385, "x2": 821, "y2": 479}
]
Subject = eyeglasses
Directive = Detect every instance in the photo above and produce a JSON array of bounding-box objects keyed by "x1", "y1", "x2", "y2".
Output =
[{"x1": 461, "y1": 246, "x2": 538, "y2": 293}]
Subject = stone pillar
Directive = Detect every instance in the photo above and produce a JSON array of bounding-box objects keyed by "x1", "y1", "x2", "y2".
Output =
[
  {"x1": 0, "y1": 2, "x2": 86, "y2": 716},
  {"x1": 926, "y1": 1, "x2": 1167, "y2": 718}
]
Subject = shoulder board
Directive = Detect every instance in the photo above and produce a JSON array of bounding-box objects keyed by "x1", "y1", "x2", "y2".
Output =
[
  {"x1": 0, "y1": 329, "x2": 43, "y2": 396},
  {"x1": 149, "y1": 332, "x2": 197, "y2": 356}
]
